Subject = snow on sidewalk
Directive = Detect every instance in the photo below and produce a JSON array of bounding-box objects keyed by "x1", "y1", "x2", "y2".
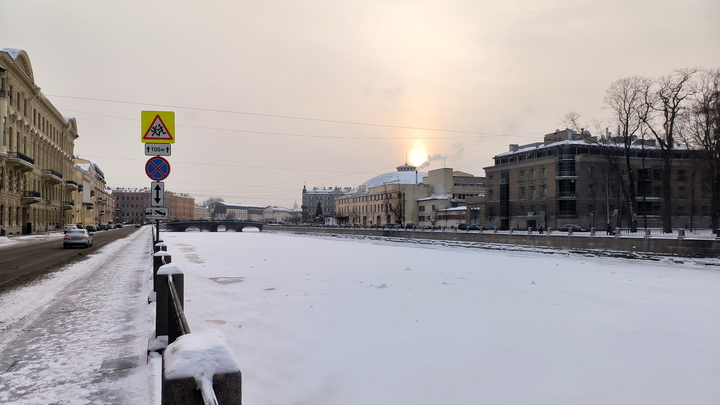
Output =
[{"x1": 0, "y1": 227, "x2": 156, "y2": 405}]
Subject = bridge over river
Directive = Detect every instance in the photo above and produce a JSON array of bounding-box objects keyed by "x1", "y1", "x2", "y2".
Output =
[{"x1": 165, "y1": 220, "x2": 263, "y2": 232}]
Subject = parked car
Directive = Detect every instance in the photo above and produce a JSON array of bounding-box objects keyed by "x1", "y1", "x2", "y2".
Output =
[
  {"x1": 85, "y1": 224, "x2": 98, "y2": 232},
  {"x1": 458, "y1": 223, "x2": 468, "y2": 230},
  {"x1": 561, "y1": 224, "x2": 588, "y2": 232},
  {"x1": 63, "y1": 224, "x2": 78, "y2": 234},
  {"x1": 467, "y1": 224, "x2": 482, "y2": 230},
  {"x1": 63, "y1": 229, "x2": 93, "y2": 248}
]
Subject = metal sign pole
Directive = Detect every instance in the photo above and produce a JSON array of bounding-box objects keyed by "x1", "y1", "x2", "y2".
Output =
[{"x1": 156, "y1": 220, "x2": 161, "y2": 244}]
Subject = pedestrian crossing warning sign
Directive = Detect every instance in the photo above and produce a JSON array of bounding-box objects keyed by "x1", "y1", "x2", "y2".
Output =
[{"x1": 141, "y1": 111, "x2": 175, "y2": 144}]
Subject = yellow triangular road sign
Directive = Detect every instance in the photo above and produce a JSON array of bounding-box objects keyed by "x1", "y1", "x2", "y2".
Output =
[{"x1": 141, "y1": 111, "x2": 175, "y2": 144}]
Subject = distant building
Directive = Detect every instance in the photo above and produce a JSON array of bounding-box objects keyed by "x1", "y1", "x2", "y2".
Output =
[
  {"x1": 483, "y1": 128, "x2": 712, "y2": 230},
  {"x1": 194, "y1": 205, "x2": 209, "y2": 220},
  {"x1": 336, "y1": 163, "x2": 430, "y2": 227},
  {"x1": 209, "y1": 202, "x2": 267, "y2": 221},
  {"x1": 301, "y1": 186, "x2": 347, "y2": 222},
  {"x1": 263, "y1": 204, "x2": 302, "y2": 224},
  {"x1": 113, "y1": 188, "x2": 194, "y2": 223},
  {"x1": 74, "y1": 158, "x2": 113, "y2": 226}
]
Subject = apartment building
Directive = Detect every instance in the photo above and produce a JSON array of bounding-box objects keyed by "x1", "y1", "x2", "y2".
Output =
[
  {"x1": 209, "y1": 201, "x2": 266, "y2": 221},
  {"x1": 483, "y1": 129, "x2": 712, "y2": 230},
  {"x1": 0, "y1": 48, "x2": 79, "y2": 234},
  {"x1": 301, "y1": 186, "x2": 347, "y2": 222},
  {"x1": 113, "y1": 188, "x2": 195, "y2": 224},
  {"x1": 74, "y1": 158, "x2": 113, "y2": 226}
]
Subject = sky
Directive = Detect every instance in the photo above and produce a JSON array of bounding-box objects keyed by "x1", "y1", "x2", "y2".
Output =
[
  {"x1": 1, "y1": 228, "x2": 718, "y2": 404},
  {"x1": 1, "y1": 0, "x2": 719, "y2": 208}
]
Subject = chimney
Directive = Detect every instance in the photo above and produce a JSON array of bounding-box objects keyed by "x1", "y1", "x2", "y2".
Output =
[{"x1": 509, "y1": 144, "x2": 519, "y2": 152}]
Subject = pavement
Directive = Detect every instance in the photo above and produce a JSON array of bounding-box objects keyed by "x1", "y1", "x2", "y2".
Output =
[{"x1": 0, "y1": 227, "x2": 158, "y2": 405}]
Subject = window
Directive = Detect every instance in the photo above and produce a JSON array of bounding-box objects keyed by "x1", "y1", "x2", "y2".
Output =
[
  {"x1": 677, "y1": 186, "x2": 687, "y2": 199},
  {"x1": 542, "y1": 185, "x2": 547, "y2": 198},
  {"x1": 677, "y1": 170, "x2": 687, "y2": 181},
  {"x1": 531, "y1": 186, "x2": 537, "y2": 199},
  {"x1": 519, "y1": 187, "x2": 526, "y2": 199},
  {"x1": 677, "y1": 206, "x2": 687, "y2": 216}
]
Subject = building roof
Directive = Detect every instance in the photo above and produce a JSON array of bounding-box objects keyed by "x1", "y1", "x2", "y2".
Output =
[{"x1": 361, "y1": 170, "x2": 428, "y2": 189}]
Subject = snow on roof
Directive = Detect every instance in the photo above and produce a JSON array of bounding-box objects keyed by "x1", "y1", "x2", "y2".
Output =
[
  {"x1": 418, "y1": 195, "x2": 450, "y2": 201},
  {"x1": 75, "y1": 162, "x2": 92, "y2": 172},
  {"x1": 438, "y1": 206, "x2": 467, "y2": 212},
  {"x1": 362, "y1": 170, "x2": 427, "y2": 189},
  {"x1": 219, "y1": 202, "x2": 269, "y2": 209},
  {"x1": 2, "y1": 48, "x2": 22, "y2": 60}
]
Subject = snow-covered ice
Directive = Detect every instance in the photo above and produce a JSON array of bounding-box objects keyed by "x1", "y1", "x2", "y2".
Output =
[{"x1": 161, "y1": 230, "x2": 720, "y2": 405}]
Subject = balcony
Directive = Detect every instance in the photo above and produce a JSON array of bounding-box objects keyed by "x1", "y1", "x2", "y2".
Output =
[
  {"x1": 65, "y1": 180, "x2": 79, "y2": 190},
  {"x1": 21, "y1": 191, "x2": 41, "y2": 204},
  {"x1": 41, "y1": 169, "x2": 63, "y2": 184},
  {"x1": 63, "y1": 201, "x2": 74, "y2": 210},
  {"x1": 6, "y1": 152, "x2": 35, "y2": 172},
  {"x1": 555, "y1": 170, "x2": 578, "y2": 179}
]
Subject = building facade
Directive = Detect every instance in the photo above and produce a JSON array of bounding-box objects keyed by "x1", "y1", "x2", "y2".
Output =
[
  {"x1": 301, "y1": 186, "x2": 347, "y2": 222},
  {"x1": 484, "y1": 129, "x2": 713, "y2": 231},
  {"x1": 209, "y1": 202, "x2": 266, "y2": 221},
  {"x1": 74, "y1": 158, "x2": 113, "y2": 226},
  {"x1": 113, "y1": 188, "x2": 195, "y2": 224},
  {"x1": 0, "y1": 48, "x2": 79, "y2": 234},
  {"x1": 335, "y1": 164, "x2": 430, "y2": 227}
]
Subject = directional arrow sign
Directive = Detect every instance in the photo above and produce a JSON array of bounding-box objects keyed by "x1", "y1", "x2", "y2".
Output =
[
  {"x1": 145, "y1": 143, "x2": 171, "y2": 156},
  {"x1": 151, "y1": 181, "x2": 165, "y2": 207},
  {"x1": 145, "y1": 206, "x2": 169, "y2": 219}
]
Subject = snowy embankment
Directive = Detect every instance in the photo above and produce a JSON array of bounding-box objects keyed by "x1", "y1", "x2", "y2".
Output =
[{"x1": 162, "y1": 230, "x2": 720, "y2": 405}]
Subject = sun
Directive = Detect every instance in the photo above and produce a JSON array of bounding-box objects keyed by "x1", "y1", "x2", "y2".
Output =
[{"x1": 408, "y1": 149, "x2": 426, "y2": 167}]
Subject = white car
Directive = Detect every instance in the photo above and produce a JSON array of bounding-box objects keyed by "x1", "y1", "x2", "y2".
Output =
[{"x1": 63, "y1": 224, "x2": 78, "y2": 234}]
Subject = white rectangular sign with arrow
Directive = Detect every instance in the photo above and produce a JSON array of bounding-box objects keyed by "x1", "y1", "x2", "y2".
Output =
[
  {"x1": 145, "y1": 143, "x2": 172, "y2": 156},
  {"x1": 151, "y1": 181, "x2": 165, "y2": 207}
]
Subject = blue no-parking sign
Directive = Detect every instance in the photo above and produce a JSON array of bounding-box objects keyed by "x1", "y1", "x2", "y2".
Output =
[{"x1": 145, "y1": 157, "x2": 171, "y2": 181}]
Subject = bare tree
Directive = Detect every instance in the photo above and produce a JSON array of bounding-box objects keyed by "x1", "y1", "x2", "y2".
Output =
[
  {"x1": 202, "y1": 197, "x2": 224, "y2": 207},
  {"x1": 684, "y1": 67, "x2": 720, "y2": 231},
  {"x1": 603, "y1": 76, "x2": 648, "y2": 231},
  {"x1": 638, "y1": 68, "x2": 698, "y2": 232},
  {"x1": 559, "y1": 111, "x2": 584, "y2": 132}
]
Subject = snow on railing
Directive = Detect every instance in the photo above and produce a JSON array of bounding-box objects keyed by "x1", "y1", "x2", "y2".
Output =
[{"x1": 151, "y1": 233, "x2": 242, "y2": 405}]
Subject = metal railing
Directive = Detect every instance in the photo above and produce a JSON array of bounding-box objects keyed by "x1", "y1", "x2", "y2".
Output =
[
  {"x1": 167, "y1": 273, "x2": 190, "y2": 344},
  {"x1": 152, "y1": 232, "x2": 241, "y2": 404}
]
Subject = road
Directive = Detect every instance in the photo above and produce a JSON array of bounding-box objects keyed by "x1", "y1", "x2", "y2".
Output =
[{"x1": 0, "y1": 226, "x2": 141, "y2": 288}]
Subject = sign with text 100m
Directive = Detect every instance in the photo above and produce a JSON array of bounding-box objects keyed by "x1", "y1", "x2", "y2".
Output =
[{"x1": 145, "y1": 143, "x2": 171, "y2": 156}]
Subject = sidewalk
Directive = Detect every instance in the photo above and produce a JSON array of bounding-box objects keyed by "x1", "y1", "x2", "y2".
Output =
[{"x1": 0, "y1": 227, "x2": 157, "y2": 404}]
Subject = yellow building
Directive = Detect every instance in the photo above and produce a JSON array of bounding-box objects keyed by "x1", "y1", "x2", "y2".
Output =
[
  {"x1": 73, "y1": 158, "x2": 113, "y2": 227},
  {"x1": 336, "y1": 163, "x2": 430, "y2": 227},
  {"x1": 0, "y1": 48, "x2": 78, "y2": 234}
]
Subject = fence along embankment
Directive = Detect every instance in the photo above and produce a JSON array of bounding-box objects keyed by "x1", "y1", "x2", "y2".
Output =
[
  {"x1": 151, "y1": 233, "x2": 242, "y2": 405},
  {"x1": 265, "y1": 225, "x2": 720, "y2": 258}
]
